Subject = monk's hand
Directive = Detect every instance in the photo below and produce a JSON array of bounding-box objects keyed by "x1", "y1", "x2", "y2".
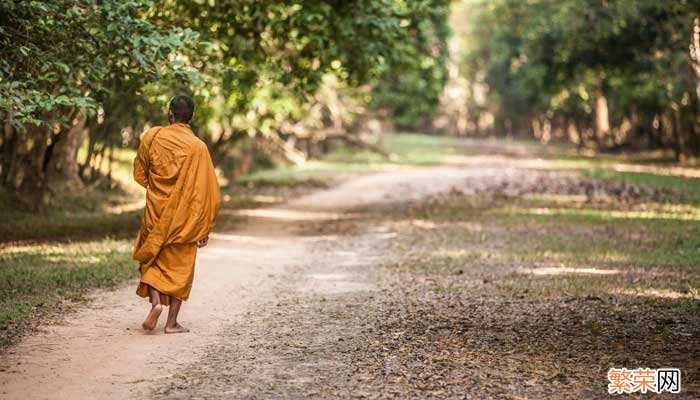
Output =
[{"x1": 196, "y1": 236, "x2": 209, "y2": 248}]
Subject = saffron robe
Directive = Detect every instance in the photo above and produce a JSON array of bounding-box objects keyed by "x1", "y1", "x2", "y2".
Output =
[{"x1": 132, "y1": 123, "x2": 221, "y2": 305}]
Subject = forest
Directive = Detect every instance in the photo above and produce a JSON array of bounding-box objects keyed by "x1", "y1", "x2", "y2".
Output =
[
  {"x1": 446, "y1": 0, "x2": 700, "y2": 158},
  {"x1": 3, "y1": 1, "x2": 700, "y2": 209},
  {"x1": 1, "y1": 1, "x2": 700, "y2": 398},
  {"x1": 1, "y1": 0, "x2": 450, "y2": 207}
]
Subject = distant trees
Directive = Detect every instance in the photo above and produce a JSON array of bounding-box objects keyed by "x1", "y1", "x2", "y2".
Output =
[
  {"x1": 453, "y1": 0, "x2": 700, "y2": 159},
  {"x1": 154, "y1": 0, "x2": 450, "y2": 175},
  {"x1": 0, "y1": 0, "x2": 450, "y2": 206}
]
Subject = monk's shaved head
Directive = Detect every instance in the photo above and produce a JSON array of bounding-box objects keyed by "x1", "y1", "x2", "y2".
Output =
[{"x1": 169, "y1": 95, "x2": 195, "y2": 123}]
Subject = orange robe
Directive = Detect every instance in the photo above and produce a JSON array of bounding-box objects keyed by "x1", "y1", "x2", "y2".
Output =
[{"x1": 132, "y1": 122, "x2": 221, "y2": 305}]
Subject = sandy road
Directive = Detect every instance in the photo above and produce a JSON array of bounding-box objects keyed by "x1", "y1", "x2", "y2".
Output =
[
  {"x1": 0, "y1": 164, "x2": 480, "y2": 399},
  {"x1": 0, "y1": 220, "x2": 303, "y2": 398}
]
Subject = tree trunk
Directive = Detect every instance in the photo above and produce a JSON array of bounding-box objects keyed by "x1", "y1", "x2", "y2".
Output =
[
  {"x1": 46, "y1": 111, "x2": 86, "y2": 191},
  {"x1": 672, "y1": 109, "x2": 685, "y2": 161},
  {"x1": 594, "y1": 90, "x2": 611, "y2": 147},
  {"x1": 233, "y1": 141, "x2": 256, "y2": 180},
  {"x1": 566, "y1": 119, "x2": 581, "y2": 146},
  {"x1": 79, "y1": 116, "x2": 99, "y2": 180},
  {"x1": 1, "y1": 120, "x2": 17, "y2": 187},
  {"x1": 690, "y1": 17, "x2": 700, "y2": 113}
]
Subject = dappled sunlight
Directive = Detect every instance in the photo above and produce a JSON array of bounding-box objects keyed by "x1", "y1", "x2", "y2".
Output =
[
  {"x1": 308, "y1": 273, "x2": 351, "y2": 281},
  {"x1": 210, "y1": 230, "x2": 342, "y2": 244},
  {"x1": 0, "y1": 244, "x2": 66, "y2": 255},
  {"x1": 610, "y1": 162, "x2": 700, "y2": 179},
  {"x1": 0, "y1": 240, "x2": 130, "y2": 257},
  {"x1": 241, "y1": 160, "x2": 407, "y2": 184},
  {"x1": 503, "y1": 157, "x2": 700, "y2": 179},
  {"x1": 519, "y1": 266, "x2": 621, "y2": 276},
  {"x1": 44, "y1": 254, "x2": 106, "y2": 264},
  {"x1": 219, "y1": 207, "x2": 359, "y2": 222},
  {"x1": 208, "y1": 232, "x2": 286, "y2": 244},
  {"x1": 436, "y1": 154, "x2": 563, "y2": 170},
  {"x1": 522, "y1": 193, "x2": 590, "y2": 204},
  {"x1": 432, "y1": 248, "x2": 470, "y2": 258},
  {"x1": 105, "y1": 199, "x2": 145, "y2": 214},
  {"x1": 410, "y1": 219, "x2": 439, "y2": 229},
  {"x1": 399, "y1": 218, "x2": 485, "y2": 233},
  {"x1": 438, "y1": 153, "x2": 526, "y2": 165},
  {"x1": 530, "y1": 250, "x2": 630, "y2": 264},
  {"x1": 430, "y1": 248, "x2": 494, "y2": 260},
  {"x1": 511, "y1": 206, "x2": 700, "y2": 222},
  {"x1": 1, "y1": 248, "x2": 117, "y2": 266},
  {"x1": 453, "y1": 221, "x2": 487, "y2": 232},
  {"x1": 611, "y1": 287, "x2": 700, "y2": 300},
  {"x1": 250, "y1": 195, "x2": 285, "y2": 204},
  {"x1": 6, "y1": 0, "x2": 700, "y2": 395}
]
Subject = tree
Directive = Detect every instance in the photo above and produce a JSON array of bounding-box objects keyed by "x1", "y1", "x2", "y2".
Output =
[
  {"x1": 0, "y1": 0, "x2": 195, "y2": 206},
  {"x1": 151, "y1": 0, "x2": 450, "y2": 175},
  {"x1": 1, "y1": 0, "x2": 451, "y2": 206},
  {"x1": 455, "y1": 0, "x2": 700, "y2": 158}
]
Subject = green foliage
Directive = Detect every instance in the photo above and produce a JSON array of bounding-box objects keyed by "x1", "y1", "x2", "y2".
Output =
[
  {"x1": 458, "y1": 0, "x2": 700, "y2": 155},
  {"x1": 371, "y1": 0, "x2": 451, "y2": 129},
  {"x1": 0, "y1": 0, "x2": 199, "y2": 198},
  {"x1": 151, "y1": 0, "x2": 451, "y2": 150},
  {"x1": 237, "y1": 132, "x2": 459, "y2": 184},
  {"x1": 0, "y1": 0, "x2": 196, "y2": 129},
  {"x1": 1, "y1": 0, "x2": 451, "y2": 197}
]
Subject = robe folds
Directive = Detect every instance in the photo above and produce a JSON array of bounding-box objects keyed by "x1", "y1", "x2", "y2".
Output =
[{"x1": 132, "y1": 123, "x2": 221, "y2": 305}]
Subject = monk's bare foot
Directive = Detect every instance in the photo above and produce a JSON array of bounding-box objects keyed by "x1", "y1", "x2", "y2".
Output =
[
  {"x1": 164, "y1": 323, "x2": 190, "y2": 334},
  {"x1": 142, "y1": 304, "x2": 163, "y2": 331}
]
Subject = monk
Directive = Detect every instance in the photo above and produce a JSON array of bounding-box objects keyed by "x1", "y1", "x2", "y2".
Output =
[{"x1": 132, "y1": 95, "x2": 221, "y2": 334}]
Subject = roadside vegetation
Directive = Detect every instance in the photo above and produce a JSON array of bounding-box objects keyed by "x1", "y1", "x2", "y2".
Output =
[
  {"x1": 351, "y1": 160, "x2": 700, "y2": 397},
  {"x1": 0, "y1": 133, "x2": 458, "y2": 347},
  {"x1": 3, "y1": 133, "x2": 699, "y2": 356}
]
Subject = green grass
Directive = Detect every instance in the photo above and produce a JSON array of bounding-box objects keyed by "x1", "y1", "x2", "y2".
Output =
[
  {"x1": 388, "y1": 191, "x2": 700, "y2": 308},
  {"x1": 501, "y1": 215, "x2": 700, "y2": 270},
  {"x1": 413, "y1": 194, "x2": 700, "y2": 268},
  {"x1": 4, "y1": 132, "x2": 700, "y2": 346},
  {"x1": 1, "y1": 210, "x2": 142, "y2": 243},
  {"x1": 0, "y1": 239, "x2": 137, "y2": 346},
  {"x1": 236, "y1": 160, "x2": 390, "y2": 185},
  {"x1": 0, "y1": 132, "x2": 459, "y2": 346},
  {"x1": 1, "y1": 145, "x2": 143, "y2": 244},
  {"x1": 382, "y1": 143, "x2": 700, "y2": 302},
  {"x1": 0, "y1": 147, "x2": 144, "y2": 347},
  {"x1": 584, "y1": 169, "x2": 700, "y2": 202},
  {"x1": 237, "y1": 133, "x2": 459, "y2": 185},
  {"x1": 325, "y1": 133, "x2": 462, "y2": 165}
]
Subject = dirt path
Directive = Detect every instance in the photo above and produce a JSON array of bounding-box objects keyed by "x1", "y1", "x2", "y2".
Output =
[
  {"x1": 2, "y1": 146, "x2": 698, "y2": 399},
  {"x1": 0, "y1": 163, "x2": 484, "y2": 399},
  {"x1": 0, "y1": 218, "x2": 302, "y2": 398}
]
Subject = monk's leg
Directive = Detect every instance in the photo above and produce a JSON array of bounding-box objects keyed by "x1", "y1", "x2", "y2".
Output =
[
  {"x1": 142, "y1": 284, "x2": 163, "y2": 331},
  {"x1": 148, "y1": 284, "x2": 161, "y2": 306},
  {"x1": 164, "y1": 296, "x2": 189, "y2": 334}
]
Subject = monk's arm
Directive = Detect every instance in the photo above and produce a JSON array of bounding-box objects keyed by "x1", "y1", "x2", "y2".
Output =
[
  {"x1": 133, "y1": 133, "x2": 151, "y2": 188},
  {"x1": 204, "y1": 144, "x2": 221, "y2": 228}
]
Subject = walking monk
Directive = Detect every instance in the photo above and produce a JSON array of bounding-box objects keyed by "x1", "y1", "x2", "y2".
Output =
[{"x1": 132, "y1": 95, "x2": 221, "y2": 333}]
